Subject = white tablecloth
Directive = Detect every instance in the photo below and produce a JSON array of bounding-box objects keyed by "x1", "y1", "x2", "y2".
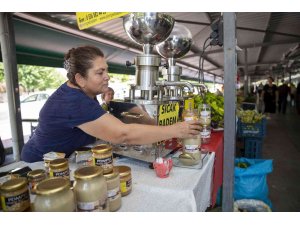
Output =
[{"x1": 0, "y1": 152, "x2": 215, "y2": 212}]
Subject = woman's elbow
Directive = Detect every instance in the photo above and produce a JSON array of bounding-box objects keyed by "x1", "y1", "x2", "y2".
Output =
[{"x1": 106, "y1": 128, "x2": 129, "y2": 145}]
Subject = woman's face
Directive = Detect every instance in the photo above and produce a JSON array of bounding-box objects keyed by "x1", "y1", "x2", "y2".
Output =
[
  {"x1": 82, "y1": 56, "x2": 110, "y2": 98},
  {"x1": 104, "y1": 90, "x2": 114, "y2": 103}
]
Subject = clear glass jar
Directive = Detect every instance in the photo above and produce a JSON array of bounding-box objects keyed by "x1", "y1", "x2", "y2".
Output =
[
  {"x1": 116, "y1": 166, "x2": 132, "y2": 197},
  {"x1": 92, "y1": 144, "x2": 114, "y2": 174},
  {"x1": 104, "y1": 168, "x2": 121, "y2": 211},
  {"x1": 49, "y1": 158, "x2": 70, "y2": 179},
  {"x1": 182, "y1": 103, "x2": 201, "y2": 150},
  {"x1": 73, "y1": 166, "x2": 108, "y2": 212},
  {"x1": 0, "y1": 177, "x2": 30, "y2": 212},
  {"x1": 27, "y1": 169, "x2": 47, "y2": 194},
  {"x1": 33, "y1": 177, "x2": 75, "y2": 212}
]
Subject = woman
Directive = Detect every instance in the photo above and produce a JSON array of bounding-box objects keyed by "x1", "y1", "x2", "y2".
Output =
[
  {"x1": 21, "y1": 46, "x2": 201, "y2": 162},
  {"x1": 100, "y1": 87, "x2": 114, "y2": 111}
]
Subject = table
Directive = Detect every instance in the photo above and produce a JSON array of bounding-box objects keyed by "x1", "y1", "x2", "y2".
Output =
[
  {"x1": 0, "y1": 152, "x2": 215, "y2": 212},
  {"x1": 202, "y1": 130, "x2": 224, "y2": 207}
]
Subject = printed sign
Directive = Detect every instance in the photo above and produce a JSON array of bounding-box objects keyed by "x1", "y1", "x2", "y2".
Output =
[
  {"x1": 158, "y1": 102, "x2": 180, "y2": 126},
  {"x1": 76, "y1": 12, "x2": 129, "y2": 30}
]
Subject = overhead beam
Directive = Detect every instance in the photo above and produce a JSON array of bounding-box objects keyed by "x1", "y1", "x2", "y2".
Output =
[
  {"x1": 184, "y1": 39, "x2": 300, "y2": 59},
  {"x1": 176, "y1": 19, "x2": 300, "y2": 39}
]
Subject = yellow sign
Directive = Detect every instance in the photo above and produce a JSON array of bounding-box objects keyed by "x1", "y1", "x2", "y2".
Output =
[
  {"x1": 184, "y1": 98, "x2": 194, "y2": 110},
  {"x1": 158, "y1": 102, "x2": 180, "y2": 126},
  {"x1": 76, "y1": 12, "x2": 129, "y2": 30}
]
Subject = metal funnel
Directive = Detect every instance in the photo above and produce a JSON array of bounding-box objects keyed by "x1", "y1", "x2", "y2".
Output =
[
  {"x1": 156, "y1": 23, "x2": 193, "y2": 60},
  {"x1": 123, "y1": 12, "x2": 175, "y2": 53}
]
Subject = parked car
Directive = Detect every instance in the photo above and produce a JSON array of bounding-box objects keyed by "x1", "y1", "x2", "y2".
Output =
[{"x1": 20, "y1": 91, "x2": 53, "y2": 120}]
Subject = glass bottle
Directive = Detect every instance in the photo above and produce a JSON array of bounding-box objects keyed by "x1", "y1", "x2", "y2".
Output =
[{"x1": 182, "y1": 102, "x2": 201, "y2": 157}]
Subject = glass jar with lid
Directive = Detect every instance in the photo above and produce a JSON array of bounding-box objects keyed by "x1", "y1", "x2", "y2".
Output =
[
  {"x1": 73, "y1": 166, "x2": 108, "y2": 212},
  {"x1": 27, "y1": 169, "x2": 47, "y2": 194},
  {"x1": 104, "y1": 168, "x2": 121, "y2": 211},
  {"x1": 115, "y1": 165, "x2": 132, "y2": 197},
  {"x1": 33, "y1": 177, "x2": 75, "y2": 211},
  {"x1": 0, "y1": 177, "x2": 30, "y2": 212},
  {"x1": 92, "y1": 144, "x2": 113, "y2": 174},
  {"x1": 49, "y1": 158, "x2": 70, "y2": 179}
]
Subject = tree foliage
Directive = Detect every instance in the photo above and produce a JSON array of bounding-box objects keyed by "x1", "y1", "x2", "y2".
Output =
[{"x1": 0, "y1": 63, "x2": 66, "y2": 92}]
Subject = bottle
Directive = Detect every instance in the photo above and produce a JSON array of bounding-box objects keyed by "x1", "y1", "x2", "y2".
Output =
[{"x1": 182, "y1": 102, "x2": 201, "y2": 151}]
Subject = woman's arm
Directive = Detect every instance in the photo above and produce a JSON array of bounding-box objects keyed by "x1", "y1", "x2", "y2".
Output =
[{"x1": 78, "y1": 113, "x2": 201, "y2": 145}]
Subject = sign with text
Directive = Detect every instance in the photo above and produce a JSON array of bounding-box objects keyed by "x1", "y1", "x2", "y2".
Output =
[
  {"x1": 158, "y1": 102, "x2": 180, "y2": 126},
  {"x1": 76, "y1": 12, "x2": 129, "y2": 30}
]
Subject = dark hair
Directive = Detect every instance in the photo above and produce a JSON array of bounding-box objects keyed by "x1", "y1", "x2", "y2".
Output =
[
  {"x1": 268, "y1": 76, "x2": 274, "y2": 82},
  {"x1": 64, "y1": 46, "x2": 104, "y2": 85}
]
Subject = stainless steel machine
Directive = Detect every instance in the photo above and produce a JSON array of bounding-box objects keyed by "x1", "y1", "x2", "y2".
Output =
[{"x1": 110, "y1": 13, "x2": 197, "y2": 163}]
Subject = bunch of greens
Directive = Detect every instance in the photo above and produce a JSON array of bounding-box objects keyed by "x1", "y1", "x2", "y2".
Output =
[{"x1": 237, "y1": 109, "x2": 265, "y2": 123}]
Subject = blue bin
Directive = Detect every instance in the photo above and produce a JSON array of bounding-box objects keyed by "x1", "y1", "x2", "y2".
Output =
[
  {"x1": 237, "y1": 118, "x2": 266, "y2": 138},
  {"x1": 244, "y1": 137, "x2": 263, "y2": 159}
]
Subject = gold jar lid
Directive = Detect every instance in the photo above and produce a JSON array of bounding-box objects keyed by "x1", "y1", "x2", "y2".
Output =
[
  {"x1": 0, "y1": 177, "x2": 27, "y2": 192},
  {"x1": 49, "y1": 158, "x2": 68, "y2": 169},
  {"x1": 103, "y1": 168, "x2": 119, "y2": 180},
  {"x1": 35, "y1": 177, "x2": 69, "y2": 195},
  {"x1": 27, "y1": 169, "x2": 46, "y2": 179},
  {"x1": 92, "y1": 144, "x2": 112, "y2": 154},
  {"x1": 74, "y1": 166, "x2": 103, "y2": 180},
  {"x1": 115, "y1": 166, "x2": 131, "y2": 177}
]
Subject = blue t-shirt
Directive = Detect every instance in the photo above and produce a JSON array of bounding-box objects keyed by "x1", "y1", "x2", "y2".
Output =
[{"x1": 21, "y1": 82, "x2": 106, "y2": 162}]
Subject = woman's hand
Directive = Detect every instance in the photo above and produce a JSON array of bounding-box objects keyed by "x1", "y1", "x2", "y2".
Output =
[{"x1": 172, "y1": 120, "x2": 201, "y2": 139}]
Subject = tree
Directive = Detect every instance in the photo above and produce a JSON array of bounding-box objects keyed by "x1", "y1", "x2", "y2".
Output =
[{"x1": 0, "y1": 63, "x2": 66, "y2": 92}]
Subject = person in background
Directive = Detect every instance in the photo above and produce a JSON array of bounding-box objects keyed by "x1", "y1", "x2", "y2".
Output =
[
  {"x1": 296, "y1": 81, "x2": 300, "y2": 115},
  {"x1": 101, "y1": 87, "x2": 114, "y2": 111},
  {"x1": 21, "y1": 45, "x2": 201, "y2": 162},
  {"x1": 257, "y1": 82, "x2": 264, "y2": 113},
  {"x1": 290, "y1": 83, "x2": 297, "y2": 108},
  {"x1": 262, "y1": 76, "x2": 278, "y2": 116},
  {"x1": 278, "y1": 79, "x2": 290, "y2": 114}
]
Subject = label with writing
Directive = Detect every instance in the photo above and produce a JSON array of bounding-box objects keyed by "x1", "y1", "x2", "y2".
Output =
[
  {"x1": 184, "y1": 148, "x2": 199, "y2": 154},
  {"x1": 1, "y1": 190, "x2": 30, "y2": 210},
  {"x1": 158, "y1": 102, "x2": 179, "y2": 126},
  {"x1": 77, "y1": 198, "x2": 108, "y2": 212},
  {"x1": 184, "y1": 146, "x2": 199, "y2": 152},
  {"x1": 50, "y1": 169, "x2": 70, "y2": 178},
  {"x1": 94, "y1": 156, "x2": 113, "y2": 169},
  {"x1": 107, "y1": 187, "x2": 121, "y2": 200},
  {"x1": 76, "y1": 12, "x2": 129, "y2": 30},
  {"x1": 120, "y1": 179, "x2": 132, "y2": 193}
]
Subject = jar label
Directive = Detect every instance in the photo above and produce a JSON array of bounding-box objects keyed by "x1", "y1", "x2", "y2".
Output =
[
  {"x1": 1, "y1": 190, "x2": 30, "y2": 211},
  {"x1": 120, "y1": 178, "x2": 132, "y2": 193},
  {"x1": 77, "y1": 198, "x2": 108, "y2": 212},
  {"x1": 200, "y1": 131, "x2": 211, "y2": 138},
  {"x1": 94, "y1": 156, "x2": 113, "y2": 168},
  {"x1": 200, "y1": 111, "x2": 210, "y2": 117},
  {"x1": 184, "y1": 116, "x2": 197, "y2": 122},
  {"x1": 50, "y1": 169, "x2": 70, "y2": 178},
  {"x1": 108, "y1": 187, "x2": 121, "y2": 200},
  {"x1": 184, "y1": 148, "x2": 199, "y2": 154},
  {"x1": 184, "y1": 145, "x2": 199, "y2": 150}
]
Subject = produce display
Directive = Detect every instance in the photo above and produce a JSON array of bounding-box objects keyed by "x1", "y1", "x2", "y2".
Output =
[
  {"x1": 237, "y1": 109, "x2": 265, "y2": 123},
  {"x1": 193, "y1": 92, "x2": 224, "y2": 128}
]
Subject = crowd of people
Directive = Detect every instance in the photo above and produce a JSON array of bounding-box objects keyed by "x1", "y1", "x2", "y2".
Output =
[{"x1": 256, "y1": 76, "x2": 300, "y2": 116}]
